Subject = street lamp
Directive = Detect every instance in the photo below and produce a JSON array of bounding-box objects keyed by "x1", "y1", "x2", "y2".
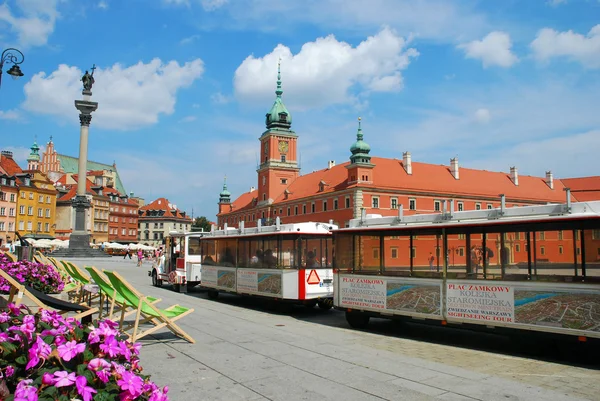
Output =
[{"x1": 0, "y1": 48, "x2": 25, "y2": 89}]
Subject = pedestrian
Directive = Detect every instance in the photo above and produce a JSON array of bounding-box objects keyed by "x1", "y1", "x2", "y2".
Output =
[
  {"x1": 124, "y1": 245, "x2": 130, "y2": 259},
  {"x1": 137, "y1": 249, "x2": 143, "y2": 267},
  {"x1": 428, "y1": 252, "x2": 435, "y2": 271}
]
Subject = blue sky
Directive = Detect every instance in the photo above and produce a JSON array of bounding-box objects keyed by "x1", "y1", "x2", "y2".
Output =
[{"x1": 1, "y1": 0, "x2": 599, "y2": 220}]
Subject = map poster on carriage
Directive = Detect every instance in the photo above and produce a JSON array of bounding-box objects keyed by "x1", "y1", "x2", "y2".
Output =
[
  {"x1": 202, "y1": 266, "x2": 236, "y2": 290},
  {"x1": 236, "y1": 269, "x2": 283, "y2": 297},
  {"x1": 338, "y1": 275, "x2": 442, "y2": 316},
  {"x1": 446, "y1": 283, "x2": 515, "y2": 323}
]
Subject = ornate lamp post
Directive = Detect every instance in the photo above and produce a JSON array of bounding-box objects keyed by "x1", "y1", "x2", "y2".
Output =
[
  {"x1": 0, "y1": 48, "x2": 25, "y2": 88},
  {"x1": 69, "y1": 66, "x2": 98, "y2": 250}
]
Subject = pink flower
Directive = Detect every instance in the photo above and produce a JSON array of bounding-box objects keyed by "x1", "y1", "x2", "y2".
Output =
[
  {"x1": 42, "y1": 372, "x2": 55, "y2": 385},
  {"x1": 117, "y1": 371, "x2": 144, "y2": 398},
  {"x1": 100, "y1": 335, "x2": 121, "y2": 358},
  {"x1": 88, "y1": 358, "x2": 111, "y2": 383},
  {"x1": 53, "y1": 371, "x2": 77, "y2": 387},
  {"x1": 14, "y1": 379, "x2": 38, "y2": 401},
  {"x1": 5, "y1": 365, "x2": 15, "y2": 377},
  {"x1": 27, "y1": 336, "x2": 52, "y2": 370},
  {"x1": 0, "y1": 311, "x2": 10, "y2": 323},
  {"x1": 57, "y1": 340, "x2": 86, "y2": 362},
  {"x1": 75, "y1": 375, "x2": 97, "y2": 401}
]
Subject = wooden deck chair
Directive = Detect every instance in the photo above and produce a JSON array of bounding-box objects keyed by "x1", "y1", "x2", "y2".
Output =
[
  {"x1": 84, "y1": 266, "x2": 161, "y2": 320},
  {"x1": 0, "y1": 268, "x2": 97, "y2": 323},
  {"x1": 103, "y1": 270, "x2": 195, "y2": 343},
  {"x1": 2, "y1": 251, "x2": 17, "y2": 262},
  {"x1": 61, "y1": 261, "x2": 101, "y2": 305}
]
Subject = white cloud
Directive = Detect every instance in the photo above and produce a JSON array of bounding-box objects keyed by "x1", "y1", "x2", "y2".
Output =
[
  {"x1": 0, "y1": 0, "x2": 60, "y2": 47},
  {"x1": 22, "y1": 58, "x2": 205, "y2": 130},
  {"x1": 180, "y1": 34, "x2": 200, "y2": 45},
  {"x1": 97, "y1": 1, "x2": 109, "y2": 9},
  {"x1": 547, "y1": 0, "x2": 567, "y2": 6},
  {"x1": 0, "y1": 109, "x2": 21, "y2": 120},
  {"x1": 210, "y1": 92, "x2": 230, "y2": 104},
  {"x1": 458, "y1": 31, "x2": 518, "y2": 68},
  {"x1": 530, "y1": 25, "x2": 600, "y2": 68},
  {"x1": 201, "y1": 0, "x2": 227, "y2": 11},
  {"x1": 163, "y1": 0, "x2": 190, "y2": 6},
  {"x1": 179, "y1": 115, "x2": 197, "y2": 123},
  {"x1": 3, "y1": 146, "x2": 31, "y2": 163},
  {"x1": 474, "y1": 108, "x2": 491, "y2": 124},
  {"x1": 382, "y1": 79, "x2": 600, "y2": 178},
  {"x1": 234, "y1": 27, "x2": 418, "y2": 110}
]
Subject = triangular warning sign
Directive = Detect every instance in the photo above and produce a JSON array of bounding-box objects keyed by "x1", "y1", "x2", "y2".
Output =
[{"x1": 307, "y1": 269, "x2": 320, "y2": 285}]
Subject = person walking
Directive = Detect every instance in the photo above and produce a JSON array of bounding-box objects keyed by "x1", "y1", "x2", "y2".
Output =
[
  {"x1": 428, "y1": 252, "x2": 435, "y2": 271},
  {"x1": 137, "y1": 249, "x2": 144, "y2": 267}
]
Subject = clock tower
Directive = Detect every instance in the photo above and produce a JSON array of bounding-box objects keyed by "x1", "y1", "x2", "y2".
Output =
[{"x1": 257, "y1": 61, "x2": 300, "y2": 211}]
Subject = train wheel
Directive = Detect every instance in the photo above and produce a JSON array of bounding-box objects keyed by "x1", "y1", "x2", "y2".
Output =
[
  {"x1": 207, "y1": 290, "x2": 219, "y2": 300},
  {"x1": 346, "y1": 311, "x2": 370, "y2": 329},
  {"x1": 152, "y1": 271, "x2": 162, "y2": 287},
  {"x1": 317, "y1": 298, "x2": 333, "y2": 310},
  {"x1": 304, "y1": 300, "x2": 318, "y2": 308}
]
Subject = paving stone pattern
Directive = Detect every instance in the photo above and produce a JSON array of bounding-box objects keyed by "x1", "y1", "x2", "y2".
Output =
[{"x1": 62, "y1": 258, "x2": 599, "y2": 401}]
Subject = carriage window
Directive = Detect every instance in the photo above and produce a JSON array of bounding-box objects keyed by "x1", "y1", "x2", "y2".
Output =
[
  {"x1": 216, "y1": 238, "x2": 237, "y2": 267},
  {"x1": 412, "y1": 234, "x2": 443, "y2": 278},
  {"x1": 383, "y1": 234, "x2": 410, "y2": 276},
  {"x1": 188, "y1": 237, "x2": 201, "y2": 255},
  {"x1": 530, "y1": 230, "x2": 579, "y2": 282},
  {"x1": 201, "y1": 240, "x2": 217, "y2": 265}
]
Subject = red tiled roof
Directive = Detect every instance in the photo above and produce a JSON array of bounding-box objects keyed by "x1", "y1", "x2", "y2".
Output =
[
  {"x1": 221, "y1": 190, "x2": 257, "y2": 215},
  {"x1": 139, "y1": 197, "x2": 190, "y2": 219},
  {"x1": 0, "y1": 154, "x2": 23, "y2": 178},
  {"x1": 561, "y1": 176, "x2": 600, "y2": 202},
  {"x1": 57, "y1": 185, "x2": 77, "y2": 202},
  {"x1": 265, "y1": 157, "x2": 567, "y2": 205}
]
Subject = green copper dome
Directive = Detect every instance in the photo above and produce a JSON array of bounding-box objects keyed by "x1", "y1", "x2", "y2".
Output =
[
  {"x1": 28, "y1": 140, "x2": 40, "y2": 161},
  {"x1": 265, "y1": 60, "x2": 292, "y2": 129},
  {"x1": 350, "y1": 118, "x2": 371, "y2": 153},
  {"x1": 350, "y1": 118, "x2": 372, "y2": 164},
  {"x1": 219, "y1": 177, "x2": 231, "y2": 203}
]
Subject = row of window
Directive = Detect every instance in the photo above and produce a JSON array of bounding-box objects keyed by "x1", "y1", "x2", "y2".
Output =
[
  {"x1": 19, "y1": 192, "x2": 53, "y2": 203},
  {"x1": 0, "y1": 192, "x2": 16, "y2": 202},
  {"x1": 13, "y1": 221, "x2": 52, "y2": 232},
  {"x1": 370, "y1": 197, "x2": 521, "y2": 211},
  {"x1": 0, "y1": 207, "x2": 15, "y2": 217},
  {"x1": 109, "y1": 206, "x2": 137, "y2": 214},
  {"x1": 142, "y1": 222, "x2": 189, "y2": 230},
  {"x1": 0, "y1": 177, "x2": 16, "y2": 186},
  {"x1": 93, "y1": 223, "x2": 109, "y2": 232},
  {"x1": 109, "y1": 228, "x2": 137, "y2": 236},
  {"x1": 109, "y1": 216, "x2": 136, "y2": 223},
  {"x1": 141, "y1": 232, "x2": 165, "y2": 241},
  {"x1": 17, "y1": 206, "x2": 52, "y2": 218},
  {"x1": 224, "y1": 196, "x2": 353, "y2": 226}
]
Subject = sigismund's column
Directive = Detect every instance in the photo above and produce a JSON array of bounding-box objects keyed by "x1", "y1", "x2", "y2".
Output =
[{"x1": 69, "y1": 66, "x2": 98, "y2": 249}]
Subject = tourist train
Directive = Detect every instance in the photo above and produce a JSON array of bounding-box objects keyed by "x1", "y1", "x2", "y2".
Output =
[
  {"x1": 151, "y1": 198, "x2": 600, "y2": 340},
  {"x1": 335, "y1": 197, "x2": 600, "y2": 340},
  {"x1": 150, "y1": 218, "x2": 337, "y2": 309}
]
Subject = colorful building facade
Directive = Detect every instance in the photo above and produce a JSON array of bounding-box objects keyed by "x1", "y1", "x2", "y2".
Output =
[
  {"x1": 138, "y1": 197, "x2": 192, "y2": 246},
  {"x1": 0, "y1": 165, "x2": 18, "y2": 247}
]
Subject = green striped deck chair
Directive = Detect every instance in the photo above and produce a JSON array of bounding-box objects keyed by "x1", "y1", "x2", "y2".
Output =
[{"x1": 103, "y1": 270, "x2": 195, "y2": 343}]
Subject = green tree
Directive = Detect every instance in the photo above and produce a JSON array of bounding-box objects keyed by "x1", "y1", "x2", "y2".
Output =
[{"x1": 192, "y1": 216, "x2": 212, "y2": 232}]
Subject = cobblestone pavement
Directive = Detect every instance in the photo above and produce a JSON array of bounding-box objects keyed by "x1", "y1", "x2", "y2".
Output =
[{"x1": 57, "y1": 258, "x2": 600, "y2": 400}]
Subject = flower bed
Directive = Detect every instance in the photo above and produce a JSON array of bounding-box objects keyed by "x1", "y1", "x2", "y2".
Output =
[
  {"x1": 0, "y1": 254, "x2": 64, "y2": 294},
  {"x1": 0, "y1": 304, "x2": 169, "y2": 401}
]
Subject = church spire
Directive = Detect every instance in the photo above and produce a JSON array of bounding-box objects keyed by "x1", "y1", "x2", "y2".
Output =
[
  {"x1": 275, "y1": 57, "x2": 283, "y2": 98},
  {"x1": 265, "y1": 58, "x2": 292, "y2": 129},
  {"x1": 349, "y1": 117, "x2": 372, "y2": 165},
  {"x1": 219, "y1": 176, "x2": 231, "y2": 204}
]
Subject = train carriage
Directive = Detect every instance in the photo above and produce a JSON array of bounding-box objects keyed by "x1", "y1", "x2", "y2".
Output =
[
  {"x1": 200, "y1": 219, "x2": 337, "y2": 308},
  {"x1": 333, "y1": 197, "x2": 600, "y2": 340}
]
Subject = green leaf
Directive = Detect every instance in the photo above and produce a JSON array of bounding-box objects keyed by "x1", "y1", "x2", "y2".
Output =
[
  {"x1": 0, "y1": 341, "x2": 17, "y2": 353},
  {"x1": 15, "y1": 355, "x2": 27, "y2": 366},
  {"x1": 42, "y1": 335, "x2": 55, "y2": 345},
  {"x1": 77, "y1": 363, "x2": 87, "y2": 376},
  {"x1": 83, "y1": 349, "x2": 94, "y2": 361}
]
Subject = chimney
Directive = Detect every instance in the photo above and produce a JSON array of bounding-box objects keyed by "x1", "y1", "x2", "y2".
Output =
[
  {"x1": 450, "y1": 157, "x2": 459, "y2": 180},
  {"x1": 328, "y1": 160, "x2": 336, "y2": 169},
  {"x1": 250, "y1": 186, "x2": 256, "y2": 192},
  {"x1": 402, "y1": 151, "x2": 412, "y2": 175},
  {"x1": 510, "y1": 166, "x2": 518, "y2": 186},
  {"x1": 129, "y1": 192, "x2": 134, "y2": 197},
  {"x1": 1, "y1": 150, "x2": 13, "y2": 159},
  {"x1": 545, "y1": 171, "x2": 554, "y2": 189}
]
